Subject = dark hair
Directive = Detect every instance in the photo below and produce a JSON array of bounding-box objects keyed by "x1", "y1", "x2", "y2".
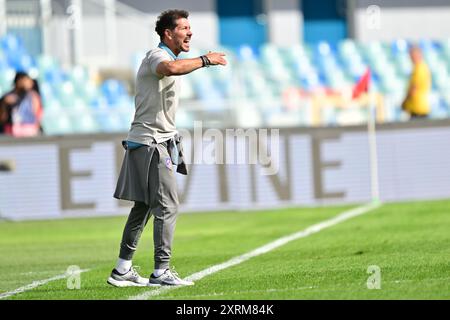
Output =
[
  {"x1": 13, "y1": 71, "x2": 31, "y2": 85},
  {"x1": 155, "y1": 9, "x2": 189, "y2": 41},
  {"x1": 33, "y1": 79, "x2": 40, "y2": 94}
]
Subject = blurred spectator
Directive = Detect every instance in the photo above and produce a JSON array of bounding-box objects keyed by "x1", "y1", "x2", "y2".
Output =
[
  {"x1": 401, "y1": 46, "x2": 431, "y2": 119},
  {"x1": 0, "y1": 72, "x2": 43, "y2": 137}
]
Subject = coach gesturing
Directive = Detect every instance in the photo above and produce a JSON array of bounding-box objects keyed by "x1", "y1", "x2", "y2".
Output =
[{"x1": 108, "y1": 9, "x2": 226, "y2": 287}]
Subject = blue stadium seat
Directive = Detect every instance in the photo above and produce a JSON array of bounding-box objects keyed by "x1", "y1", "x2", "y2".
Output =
[
  {"x1": 391, "y1": 39, "x2": 410, "y2": 55},
  {"x1": 237, "y1": 45, "x2": 258, "y2": 61},
  {"x1": 0, "y1": 50, "x2": 8, "y2": 69},
  {"x1": 89, "y1": 96, "x2": 109, "y2": 110},
  {"x1": 100, "y1": 79, "x2": 127, "y2": 105},
  {"x1": 0, "y1": 34, "x2": 24, "y2": 54},
  {"x1": 12, "y1": 53, "x2": 36, "y2": 71}
]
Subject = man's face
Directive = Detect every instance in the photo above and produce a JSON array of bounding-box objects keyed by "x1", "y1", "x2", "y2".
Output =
[{"x1": 169, "y1": 18, "x2": 192, "y2": 54}]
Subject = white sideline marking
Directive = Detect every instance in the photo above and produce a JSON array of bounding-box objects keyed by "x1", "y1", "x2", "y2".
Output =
[
  {"x1": 0, "y1": 269, "x2": 90, "y2": 299},
  {"x1": 129, "y1": 202, "x2": 381, "y2": 300}
]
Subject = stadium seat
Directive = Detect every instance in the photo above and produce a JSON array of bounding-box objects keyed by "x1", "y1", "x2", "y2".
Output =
[
  {"x1": 37, "y1": 55, "x2": 58, "y2": 74},
  {"x1": 42, "y1": 112, "x2": 73, "y2": 135},
  {"x1": 100, "y1": 79, "x2": 128, "y2": 106},
  {"x1": 69, "y1": 66, "x2": 88, "y2": 88},
  {"x1": 56, "y1": 81, "x2": 77, "y2": 107},
  {"x1": 76, "y1": 81, "x2": 99, "y2": 105},
  {"x1": 237, "y1": 45, "x2": 259, "y2": 62},
  {"x1": 391, "y1": 39, "x2": 410, "y2": 55},
  {"x1": 42, "y1": 98, "x2": 62, "y2": 117},
  {"x1": 71, "y1": 112, "x2": 99, "y2": 133},
  {"x1": 0, "y1": 67, "x2": 15, "y2": 90},
  {"x1": 89, "y1": 96, "x2": 109, "y2": 110},
  {"x1": 95, "y1": 109, "x2": 125, "y2": 132}
]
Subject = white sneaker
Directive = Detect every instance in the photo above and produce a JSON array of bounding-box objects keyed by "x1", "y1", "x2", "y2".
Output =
[
  {"x1": 107, "y1": 266, "x2": 157, "y2": 287},
  {"x1": 149, "y1": 268, "x2": 194, "y2": 286}
]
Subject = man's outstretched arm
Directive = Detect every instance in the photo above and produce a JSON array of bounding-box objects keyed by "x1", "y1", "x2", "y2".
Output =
[{"x1": 156, "y1": 52, "x2": 227, "y2": 77}]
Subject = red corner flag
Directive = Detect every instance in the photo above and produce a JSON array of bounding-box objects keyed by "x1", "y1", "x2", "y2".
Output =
[{"x1": 352, "y1": 68, "x2": 371, "y2": 99}]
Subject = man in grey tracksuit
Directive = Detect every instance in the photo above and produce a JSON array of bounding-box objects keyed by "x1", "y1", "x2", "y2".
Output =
[{"x1": 107, "y1": 9, "x2": 227, "y2": 287}]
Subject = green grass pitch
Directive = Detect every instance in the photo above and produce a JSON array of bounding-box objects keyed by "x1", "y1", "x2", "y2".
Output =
[{"x1": 0, "y1": 199, "x2": 449, "y2": 300}]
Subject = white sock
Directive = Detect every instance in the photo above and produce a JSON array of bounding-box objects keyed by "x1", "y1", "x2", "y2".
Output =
[
  {"x1": 153, "y1": 269, "x2": 166, "y2": 277},
  {"x1": 115, "y1": 258, "x2": 132, "y2": 274}
]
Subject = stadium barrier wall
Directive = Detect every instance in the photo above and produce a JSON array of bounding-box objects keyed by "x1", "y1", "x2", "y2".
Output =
[{"x1": 1, "y1": 119, "x2": 450, "y2": 220}]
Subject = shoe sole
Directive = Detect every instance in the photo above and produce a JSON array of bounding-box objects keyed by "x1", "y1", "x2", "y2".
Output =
[{"x1": 107, "y1": 277, "x2": 160, "y2": 288}]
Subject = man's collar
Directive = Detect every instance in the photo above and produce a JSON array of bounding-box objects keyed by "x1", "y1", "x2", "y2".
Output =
[{"x1": 158, "y1": 42, "x2": 178, "y2": 60}]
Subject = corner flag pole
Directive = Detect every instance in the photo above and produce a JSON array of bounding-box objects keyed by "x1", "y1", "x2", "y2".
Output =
[
  {"x1": 353, "y1": 68, "x2": 380, "y2": 204},
  {"x1": 367, "y1": 80, "x2": 380, "y2": 204}
]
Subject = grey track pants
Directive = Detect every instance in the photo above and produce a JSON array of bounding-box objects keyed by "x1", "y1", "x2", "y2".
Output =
[{"x1": 118, "y1": 142, "x2": 179, "y2": 270}]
